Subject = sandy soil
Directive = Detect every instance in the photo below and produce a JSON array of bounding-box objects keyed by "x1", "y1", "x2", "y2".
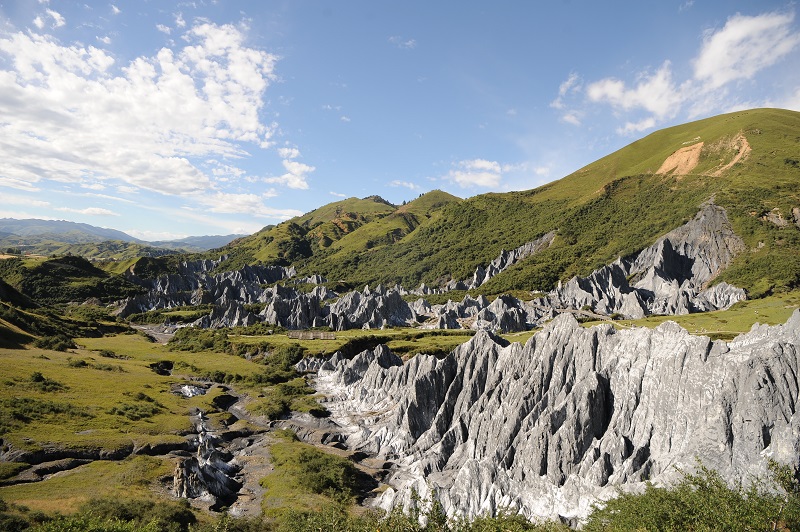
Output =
[
  {"x1": 656, "y1": 132, "x2": 752, "y2": 178},
  {"x1": 709, "y1": 132, "x2": 751, "y2": 176},
  {"x1": 656, "y1": 141, "x2": 704, "y2": 176}
]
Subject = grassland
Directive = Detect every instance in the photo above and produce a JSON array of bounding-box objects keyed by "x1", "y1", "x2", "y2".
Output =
[
  {"x1": 202, "y1": 109, "x2": 800, "y2": 300},
  {"x1": 582, "y1": 290, "x2": 800, "y2": 340}
]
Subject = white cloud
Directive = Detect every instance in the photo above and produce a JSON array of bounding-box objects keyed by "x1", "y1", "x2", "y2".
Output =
[
  {"x1": 329, "y1": 191, "x2": 347, "y2": 198},
  {"x1": 33, "y1": 16, "x2": 45, "y2": 29},
  {"x1": 264, "y1": 160, "x2": 314, "y2": 189},
  {"x1": 96, "y1": 35, "x2": 111, "y2": 45},
  {"x1": 587, "y1": 61, "x2": 681, "y2": 119},
  {"x1": 389, "y1": 36, "x2": 416, "y2": 49},
  {"x1": 551, "y1": 72, "x2": 581, "y2": 110},
  {"x1": 86, "y1": 192, "x2": 136, "y2": 204},
  {"x1": 783, "y1": 87, "x2": 800, "y2": 111},
  {"x1": 561, "y1": 111, "x2": 582, "y2": 126},
  {"x1": 617, "y1": 117, "x2": 657, "y2": 135},
  {"x1": 532, "y1": 166, "x2": 551, "y2": 177},
  {"x1": 389, "y1": 180, "x2": 419, "y2": 190},
  {"x1": 551, "y1": 73, "x2": 584, "y2": 125},
  {"x1": 277, "y1": 147, "x2": 300, "y2": 159},
  {"x1": 576, "y1": 11, "x2": 800, "y2": 135},
  {"x1": 446, "y1": 159, "x2": 503, "y2": 188},
  {"x1": 45, "y1": 9, "x2": 65, "y2": 28},
  {"x1": 340, "y1": 115, "x2": 351, "y2": 122},
  {"x1": 111, "y1": 4, "x2": 121, "y2": 15},
  {"x1": 125, "y1": 229, "x2": 187, "y2": 241},
  {"x1": 156, "y1": 24, "x2": 171, "y2": 35},
  {"x1": 693, "y1": 12, "x2": 800, "y2": 90},
  {"x1": 57, "y1": 207, "x2": 119, "y2": 216},
  {"x1": 175, "y1": 13, "x2": 186, "y2": 28},
  {"x1": 0, "y1": 22, "x2": 278, "y2": 197},
  {"x1": 191, "y1": 191, "x2": 300, "y2": 218},
  {"x1": 2, "y1": 193, "x2": 50, "y2": 208}
]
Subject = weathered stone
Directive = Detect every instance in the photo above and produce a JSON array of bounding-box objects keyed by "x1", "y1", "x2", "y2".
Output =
[{"x1": 315, "y1": 310, "x2": 800, "y2": 522}]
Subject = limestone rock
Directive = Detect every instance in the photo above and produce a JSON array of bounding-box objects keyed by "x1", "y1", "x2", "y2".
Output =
[
  {"x1": 546, "y1": 203, "x2": 746, "y2": 318},
  {"x1": 467, "y1": 231, "x2": 556, "y2": 289},
  {"x1": 315, "y1": 310, "x2": 800, "y2": 522}
]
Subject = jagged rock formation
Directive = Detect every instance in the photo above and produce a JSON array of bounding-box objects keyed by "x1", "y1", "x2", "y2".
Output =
[
  {"x1": 114, "y1": 258, "x2": 294, "y2": 318},
  {"x1": 545, "y1": 202, "x2": 746, "y2": 318},
  {"x1": 259, "y1": 285, "x2": 335, "y2": 329},
  {"x1": 193, "y1": 302, "x2": 259, "y2": 329},
  {"x1": 467, "y1": 231, "x2": 556, "y2": 289},
  {"x1": 325, "y1": 284, "x2": 417, "y2": 330},
  {"x1": 114, "y1": 204, "x2": 746, "y2": 334},
  {"x1": 315, "y1": 310, "x2": 800, "y2": 522},
  {"x1": 173, "y1": 408, "x2": 243, "y2": 508}
]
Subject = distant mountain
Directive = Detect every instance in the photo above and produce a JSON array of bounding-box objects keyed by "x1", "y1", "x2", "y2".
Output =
[
  {"x1": 0, "y1": 218, "x2": 143, "y2": 244},
  {"x1": 150, "y1": 234, "x2": 246, "y2": 252},
  {"x1": 0, "y1": 218, "x2": 247, "y2": 258}
]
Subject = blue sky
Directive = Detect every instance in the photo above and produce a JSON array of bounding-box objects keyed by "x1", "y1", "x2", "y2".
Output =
[{"x1": 1, "y1": 1, "x2": 799, "y2": 240}]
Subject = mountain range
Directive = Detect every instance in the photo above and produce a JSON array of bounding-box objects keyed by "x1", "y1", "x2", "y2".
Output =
[{"x1": 0, "y1": 218, "x2": 245, "y2": 257}]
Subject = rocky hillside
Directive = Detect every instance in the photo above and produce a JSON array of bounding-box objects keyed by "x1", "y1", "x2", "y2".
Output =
[
  {"x1": 314, "y1": 309, "x2": 800, "y2": 522},
  {"x1": 220, "y1": 108, "x2": 800, "y2": 298}
]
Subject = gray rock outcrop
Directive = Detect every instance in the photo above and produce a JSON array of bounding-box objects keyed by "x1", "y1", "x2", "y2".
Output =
[
  {"x1": 546, "y1": 203, "x2": 746, "y2": 318},
  {"x1": 468, "y1": 231, "x2": 556, "y2": 289},
  {"x1": 114, "y1": 258, "x2": 294, "y2": 318},
  {"x1": 112, "y1": 204, "x2": 747, "y2": 334},
  {"x1": 315, "y1": 310, "x2": 800, "y2": 522},
  {"x1": 326, "y1": 285, "x2": 417, "y2": 331},
  {"x1": 193, "y1": 302, "x2": 259, "y2": 329}
]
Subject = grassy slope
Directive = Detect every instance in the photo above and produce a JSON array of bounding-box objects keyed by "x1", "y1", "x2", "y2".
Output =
[
  {"x1": 0, "y1": 332, "x2": 269, "y2": 512},
  {"x1": 0, "y1": 255, "x2": 145, "y2": 305},
  {"x1": 284, "y1": 109, "x2": 800, "y2": 295}
]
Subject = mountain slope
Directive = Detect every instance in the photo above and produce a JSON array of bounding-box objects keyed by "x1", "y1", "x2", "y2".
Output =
[
  {"x1": 219, "y1": 192, "x2": 459, "y2": 273},
  {"x1": 220, "y1": 108, "x2": 799, "y2": 298},
  {"x1": 0, "y1": 218, "x2": 142, "y2": 244}
]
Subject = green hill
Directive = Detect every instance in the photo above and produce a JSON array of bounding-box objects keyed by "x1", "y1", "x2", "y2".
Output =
[
  {"x1": 215, "y1": 192, "x2": 458, "y2": 272},
  {"x1": 221, "y1": 108, "x2": 800, "y2": 297}
]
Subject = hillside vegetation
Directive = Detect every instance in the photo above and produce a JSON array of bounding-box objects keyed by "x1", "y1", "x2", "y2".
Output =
[{"x1": 218, "y1": 108, "x2": 800, "y2": 297}]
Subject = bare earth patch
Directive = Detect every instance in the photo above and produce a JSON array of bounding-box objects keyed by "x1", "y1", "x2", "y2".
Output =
[
  {"x1": 656, "y1": 141, "x2": 704, "y2": 176},
  {"x1": 656, "y1": 132, "x2": 752, "y2": 178},
  {"x1": 709, "y1": 132, "x2": 751, "y2": 176}
]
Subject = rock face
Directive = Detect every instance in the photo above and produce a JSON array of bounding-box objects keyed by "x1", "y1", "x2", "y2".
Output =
[
  {"x1": 115, "y1": 258, "x2": 294, "y2": 318},
  {"x1": 173, "y1": 408, "x2": 243, "y2": 509},
  {"x1": 315, "y1": 310, "x2": 800, "y2": 521},
  {"x1": 467, "y1": 231, "x2": 556, "y2": 289},
  {"x1": 546, "y1": 202, "x2": 746, "y2": 319},
  {"x1": 113, "y1": 204, "x2": 746, "y2": 334}
]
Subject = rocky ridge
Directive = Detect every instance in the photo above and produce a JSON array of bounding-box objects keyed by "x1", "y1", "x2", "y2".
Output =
[
  {"x1": 113, "y1": 203, "x2": 746, "y2": 333},
  {"x1": 313, "y1": 309, "x2": 800, "y2": 522}
]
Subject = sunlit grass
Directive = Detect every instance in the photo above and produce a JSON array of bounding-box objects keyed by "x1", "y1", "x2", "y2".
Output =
[
  {"x1": 0, "y1": 455, "x2": 173, "y2": 514},
  {"x1": 583, "y1": 291, "x2": 800, "y2": 340}
]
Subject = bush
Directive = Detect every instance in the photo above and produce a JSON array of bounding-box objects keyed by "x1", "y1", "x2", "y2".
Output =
[
  {"x1": 583, "y1": 461, "x2": 800, "y2": 531},
  {"x1": 284, "y1": 447, "x2": 359, "y2": 502},
  {"x1": 76, "y1": 498, "x2": 196, "y2": 532},
  {"x1": 33, "y1": 334, "x2": 75, "y2": 351}
]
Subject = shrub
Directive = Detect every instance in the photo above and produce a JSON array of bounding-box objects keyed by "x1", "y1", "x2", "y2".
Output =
[
  {"x1": 76, "y1": 497, "x2": 196, "y2": 532},
  {"x1": 583, "y1": 461, "x2": 800, "y2": 531},
  {"x1": 291, "y1": 447, "x2": 359, "y2": 501},
  {"x1": 29, "y1": 372, "x2": 65, "y2": 392},
  {"x1": 33, "y1": 334, "x2": 75, "y2": 351}
]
